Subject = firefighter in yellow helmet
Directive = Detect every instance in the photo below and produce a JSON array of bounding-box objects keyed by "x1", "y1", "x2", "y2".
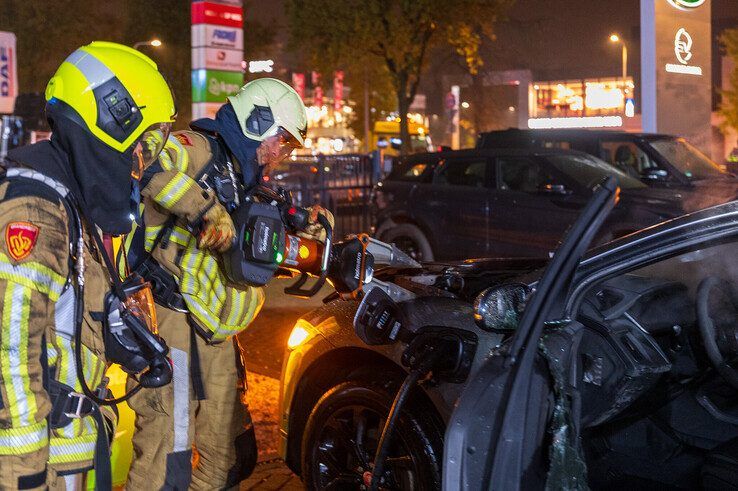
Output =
[
  {"x1": 0, "y1": 42, "x2": 175, "y2": 490},
  {"x1": 124, "y1": 77, "x2": 332, "y2": 490}
]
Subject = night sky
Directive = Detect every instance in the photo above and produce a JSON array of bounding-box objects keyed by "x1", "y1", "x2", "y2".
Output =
[{"x1": 246, "y1": 0, "x2": 738, "y2": 81}]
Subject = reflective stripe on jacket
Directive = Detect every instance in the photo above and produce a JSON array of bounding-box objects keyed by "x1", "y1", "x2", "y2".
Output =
[
  {"x1": 141, "y1": 131, "x2": 264, "y2": 342},
  {"x1": 0, "y1": 170, "x2": 110, "y2": 471}
]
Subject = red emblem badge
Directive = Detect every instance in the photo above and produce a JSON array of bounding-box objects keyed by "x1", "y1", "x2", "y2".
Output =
[
  {"x1": 175, "y1": 133, "x2": 193, "y2": 146},
  {"x1": 6, "y1": 222, "x2": 39, "y2": 261}
]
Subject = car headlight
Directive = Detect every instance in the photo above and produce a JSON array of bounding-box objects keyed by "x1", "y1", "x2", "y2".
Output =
[
  {"x1": 287, "y1": 319, "x2": 316, "y2": 349},
  {"x1": 473, "y1": 283, "x2": 531, "y2": 331}
]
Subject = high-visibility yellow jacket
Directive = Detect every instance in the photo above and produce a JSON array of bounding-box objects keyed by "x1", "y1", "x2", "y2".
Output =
[
  {"x1": 0, "y1": 168, "x2": 114, "y2": 475},
  {"x1": 138, "y1": 131, "x2": 264, "y2": 342}
]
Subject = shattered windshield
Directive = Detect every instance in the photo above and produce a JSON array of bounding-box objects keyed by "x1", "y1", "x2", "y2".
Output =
[{"x1": 648, "y1": 138, "x2": 728, "y2": 181}]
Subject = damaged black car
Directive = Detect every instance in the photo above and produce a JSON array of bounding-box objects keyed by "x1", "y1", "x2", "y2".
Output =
[{"x1": 280, "y1": 178, "x2": 738, "y2": 489}]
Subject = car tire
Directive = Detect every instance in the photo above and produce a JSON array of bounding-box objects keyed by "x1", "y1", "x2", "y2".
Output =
[
  {"x1": 301, "y1": 380, "x2": 443, "y2": 490},
  {"x1": 381, "y1": 224, "x2": 434, "y2": 262}
]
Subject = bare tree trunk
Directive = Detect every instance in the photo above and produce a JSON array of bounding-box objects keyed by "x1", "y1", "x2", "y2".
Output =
[{"x1": 397, "y1": 72, "x2": 411, "y2": 155}]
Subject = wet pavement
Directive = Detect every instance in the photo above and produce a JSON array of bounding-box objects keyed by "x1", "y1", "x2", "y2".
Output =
[{"x1": 239, "y1": 279, "x2": 332, "y2": 489}]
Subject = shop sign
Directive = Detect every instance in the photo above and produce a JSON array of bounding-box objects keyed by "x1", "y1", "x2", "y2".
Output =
[
  {"x1": 667, "y1": 0, "x2": 706, "y2": 9},
  {"x1": 192, "y1": 47, "x2": 243, "y2": 71},
  {"x1": 192, "y1": 24, "x2": 244, "y2": 50},
  {"x1": 0, "y1": 32, "x2": 16, "y2": 114},
  {"x1": 191, "y1": 1, "x2": 243, "y2": 27},
  {"x1": 192, "y1": 69, "x2": 243, "y2": 103}
]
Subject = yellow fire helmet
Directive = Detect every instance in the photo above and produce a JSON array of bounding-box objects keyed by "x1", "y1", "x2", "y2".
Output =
[
  {"x1": 228, "y1": 77, "x2": 308, "y2": 147},
  {"x1": 45, "y1": 41, "x2": 176, "y2": 154}
]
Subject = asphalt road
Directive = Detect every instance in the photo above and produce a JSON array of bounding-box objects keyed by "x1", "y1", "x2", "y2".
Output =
[
  {"x1": 238, "y1": 279, "x2": 333, "y2": 378},
  {"x1": 238, "y1": 279, "x2": 333, "y2": 489}
]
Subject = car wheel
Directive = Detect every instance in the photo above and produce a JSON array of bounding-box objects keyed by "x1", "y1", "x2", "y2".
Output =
[
  {"x1": 301, "y1": 380, "x2": 443, "y2": 490},
  {"x1": 382, "y1": 224, "x2": 434, "y2": 262}
]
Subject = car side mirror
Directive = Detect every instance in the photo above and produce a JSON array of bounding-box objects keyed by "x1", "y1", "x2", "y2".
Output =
[
  {"x1": 539, "y1": 183, "x2": 571, "y2": 195},
  {"x1": 642, "y1": 168, "x2": 669, "y2": 181}
]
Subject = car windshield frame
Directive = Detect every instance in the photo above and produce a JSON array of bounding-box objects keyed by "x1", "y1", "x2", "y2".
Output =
[
  {"x1": 544, "y1": 152, "x2": 647, "y2": 190},
  {"x1": 645, "y1": 137, "x2": 727, "y2": 181}
]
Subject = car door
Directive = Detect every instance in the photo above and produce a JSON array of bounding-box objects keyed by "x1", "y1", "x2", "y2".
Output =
[
  {"x1": 490, "y1": 155, "x2": 584, "y2": 258},
  {"x1": 417, "y1": 156, "x2": 492, "y2": 260},
  {"x1": 443, "y1": 177, "x2": 620, "y2": 491}
]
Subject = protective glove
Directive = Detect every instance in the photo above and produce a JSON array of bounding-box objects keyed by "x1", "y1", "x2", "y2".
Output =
[
  {"x1": 297, "y1": 205, "x2": 335, "y2": 244},
  {"x1": 198, "y1": 203, "x2": 236, "y2": 252}
]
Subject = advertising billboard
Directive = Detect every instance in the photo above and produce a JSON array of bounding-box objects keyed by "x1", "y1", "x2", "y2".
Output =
[
  {"x1": 0, "y1": 32, "x2": 17, "y2": 114},
  {"x1": 641, "y1": 0, "x2": 712, "y2": 150},
  {"x1": 192, "y1": 47, "x2": 243, "y2": 71},
  {"x1": 191, "y1": 24, "x2": 244, "y2": 50},
  {"x1": 191, "y1": 1, "x2": 244, "y2": 117},
  {"x1": 191, "y1": 2, "x2": 243, "y2": 27},
  {"x1": 192, "y1": 69, "x2": 243, "y2": 103}
]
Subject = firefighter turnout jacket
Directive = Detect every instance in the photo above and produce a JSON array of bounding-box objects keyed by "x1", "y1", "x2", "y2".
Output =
[
  {"x1": 137, "y1": 130, "x2": 265, "y2": 342},
  {"x1": 0, "y1": 168, "x2": 115, "y2": 490}
]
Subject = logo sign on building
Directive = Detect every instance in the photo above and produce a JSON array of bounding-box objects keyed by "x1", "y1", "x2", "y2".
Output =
[
  {"x1": 192, "y1": 69, "x2": 243, "y2": 103},
  {"x1": 192, "y1": 24, "x2": 244, "y2": 50},
  {"x1": 248, "y1": 60, "x2": 274, "y2": 73},
  {"x1": 640, "y1": 0, "x2": 711, "y2": 151},
  {"x1": 192, "y1": 47, "x2": 243, "y2": 71},
  {"x1": 666, "y1": 27, "x2": 702, "y2": 75},
  {"x1": 667, "y1": 0, "x2": 706, "y2": 9},
  {"x1": 0, "y1": 32, "x2": 17, "y2": 114},
  {"x1": 191, "y1": 1, "x2": 243, "y2": 27}
]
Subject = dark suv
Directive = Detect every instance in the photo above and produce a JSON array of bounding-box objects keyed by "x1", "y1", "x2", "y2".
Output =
[
  {"x1": 373, "y1": 148, "x2": 738, "y2": 261},
  {"x1": 477, "y1": 128, "x2": 738, "y2": 189}
]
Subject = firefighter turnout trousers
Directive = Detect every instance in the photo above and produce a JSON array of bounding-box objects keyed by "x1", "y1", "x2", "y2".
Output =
[{"x1": 125, "y1": 305, "x2": 257, "y2": 490}]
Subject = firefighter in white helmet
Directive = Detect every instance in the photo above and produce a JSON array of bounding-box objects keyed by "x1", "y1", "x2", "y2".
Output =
[{"x1": 124, "y1": 78, "x2": 333, "y2": 490}]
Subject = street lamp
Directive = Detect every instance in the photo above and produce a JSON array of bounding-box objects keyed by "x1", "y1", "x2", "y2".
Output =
[
  {"x1": 133, "y1": 39, "x2": 162, "y2": 50},
  {"x1": 609, "y1": 33, "x2": 628, "y2": 95}
]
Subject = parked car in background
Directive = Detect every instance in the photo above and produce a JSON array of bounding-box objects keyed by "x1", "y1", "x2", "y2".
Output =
[
  {"x1": 477, "y1": 128, "x2": 738, "y2": 191},
  {"x1": 373, "y1": 148, "x2": 738, "y2": 261}
]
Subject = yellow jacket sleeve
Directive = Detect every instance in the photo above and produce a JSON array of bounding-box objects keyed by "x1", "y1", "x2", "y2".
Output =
[
  {"x1": 0, "y1": 195, "x2": 69, "y2": 456},
  {"x1": 142, "y1": 131, "x2": 218, "y2": 224}
]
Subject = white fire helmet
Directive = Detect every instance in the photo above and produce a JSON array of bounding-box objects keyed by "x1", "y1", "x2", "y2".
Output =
[{"x1": 227, "y1": 78, "x2": 308, "y2": 147}]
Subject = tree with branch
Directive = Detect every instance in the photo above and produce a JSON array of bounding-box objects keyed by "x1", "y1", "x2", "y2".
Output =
[{"x1": 286, "y1": 0, "x2": 512, "y2": 153}]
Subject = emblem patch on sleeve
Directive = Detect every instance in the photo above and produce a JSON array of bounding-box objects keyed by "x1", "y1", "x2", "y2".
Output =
[
  {"x1": 175, "y1": 133, "x2": 193, "y2": 146},
  {"x1": 6, "y1": 222, "x2": 40, "y2": 261}
]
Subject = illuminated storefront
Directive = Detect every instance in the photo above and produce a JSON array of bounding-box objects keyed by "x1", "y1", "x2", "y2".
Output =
[{"x1": 528, "y1": 77, "x2": 636, "y2": 129}]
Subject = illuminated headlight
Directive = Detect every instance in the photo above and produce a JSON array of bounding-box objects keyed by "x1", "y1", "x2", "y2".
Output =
[{"x1": 287, "y1": 319, "x2": 315, "y2": 349}]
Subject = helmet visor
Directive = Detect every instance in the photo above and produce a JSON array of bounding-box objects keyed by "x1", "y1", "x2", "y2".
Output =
[
  {"x1": 132, "y1": 122, "x2": 172, "y2": 180},
  {"x1": 272, "y1": 126, "x2": 302, "y2": 162}
]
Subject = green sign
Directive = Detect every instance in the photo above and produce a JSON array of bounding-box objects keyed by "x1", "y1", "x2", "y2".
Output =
[
  {"x1": 192, "y1": 69, "x2": 243, "y2": 103},
  {"x1": 667, "y1": 0, "x2": 706, "y2": 9}
]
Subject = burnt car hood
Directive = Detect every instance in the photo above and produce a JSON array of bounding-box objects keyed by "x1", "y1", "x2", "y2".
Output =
[{"x1": 375, "y1": 257, "x2": 548, "y2": 301}]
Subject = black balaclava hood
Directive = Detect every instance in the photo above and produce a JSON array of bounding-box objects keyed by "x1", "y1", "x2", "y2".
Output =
[
  {"x1": 190, "y1": 102, "x2": 262, "y2": 189},
  {"x1": 7, "y1": 104, "x2": 136, "y2": 235}
]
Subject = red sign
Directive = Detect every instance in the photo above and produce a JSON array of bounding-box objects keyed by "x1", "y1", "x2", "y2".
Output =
[
  {"x1": 333, "y1": 71, "x2": 344, "y2": 112},
  {"x1": 292, "y1": 73, "x2": 306, "y2": 101},
  {"x1": 191, "y1": 2, "x2": 243, "y2": 27},
  {"x1": 311, "y1": 71, "x2": 323, "y2": 107},
  {"x1": 5, "y1": 222, "x2": 39, "y2": 261},
  {"x1": 314, "y1": 86, "x2": 324, "y2": 108}
]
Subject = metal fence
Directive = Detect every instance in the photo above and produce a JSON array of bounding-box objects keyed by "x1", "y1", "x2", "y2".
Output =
[{"x1": 271, "y1": 154, "x2": 378, "y2": 238}]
